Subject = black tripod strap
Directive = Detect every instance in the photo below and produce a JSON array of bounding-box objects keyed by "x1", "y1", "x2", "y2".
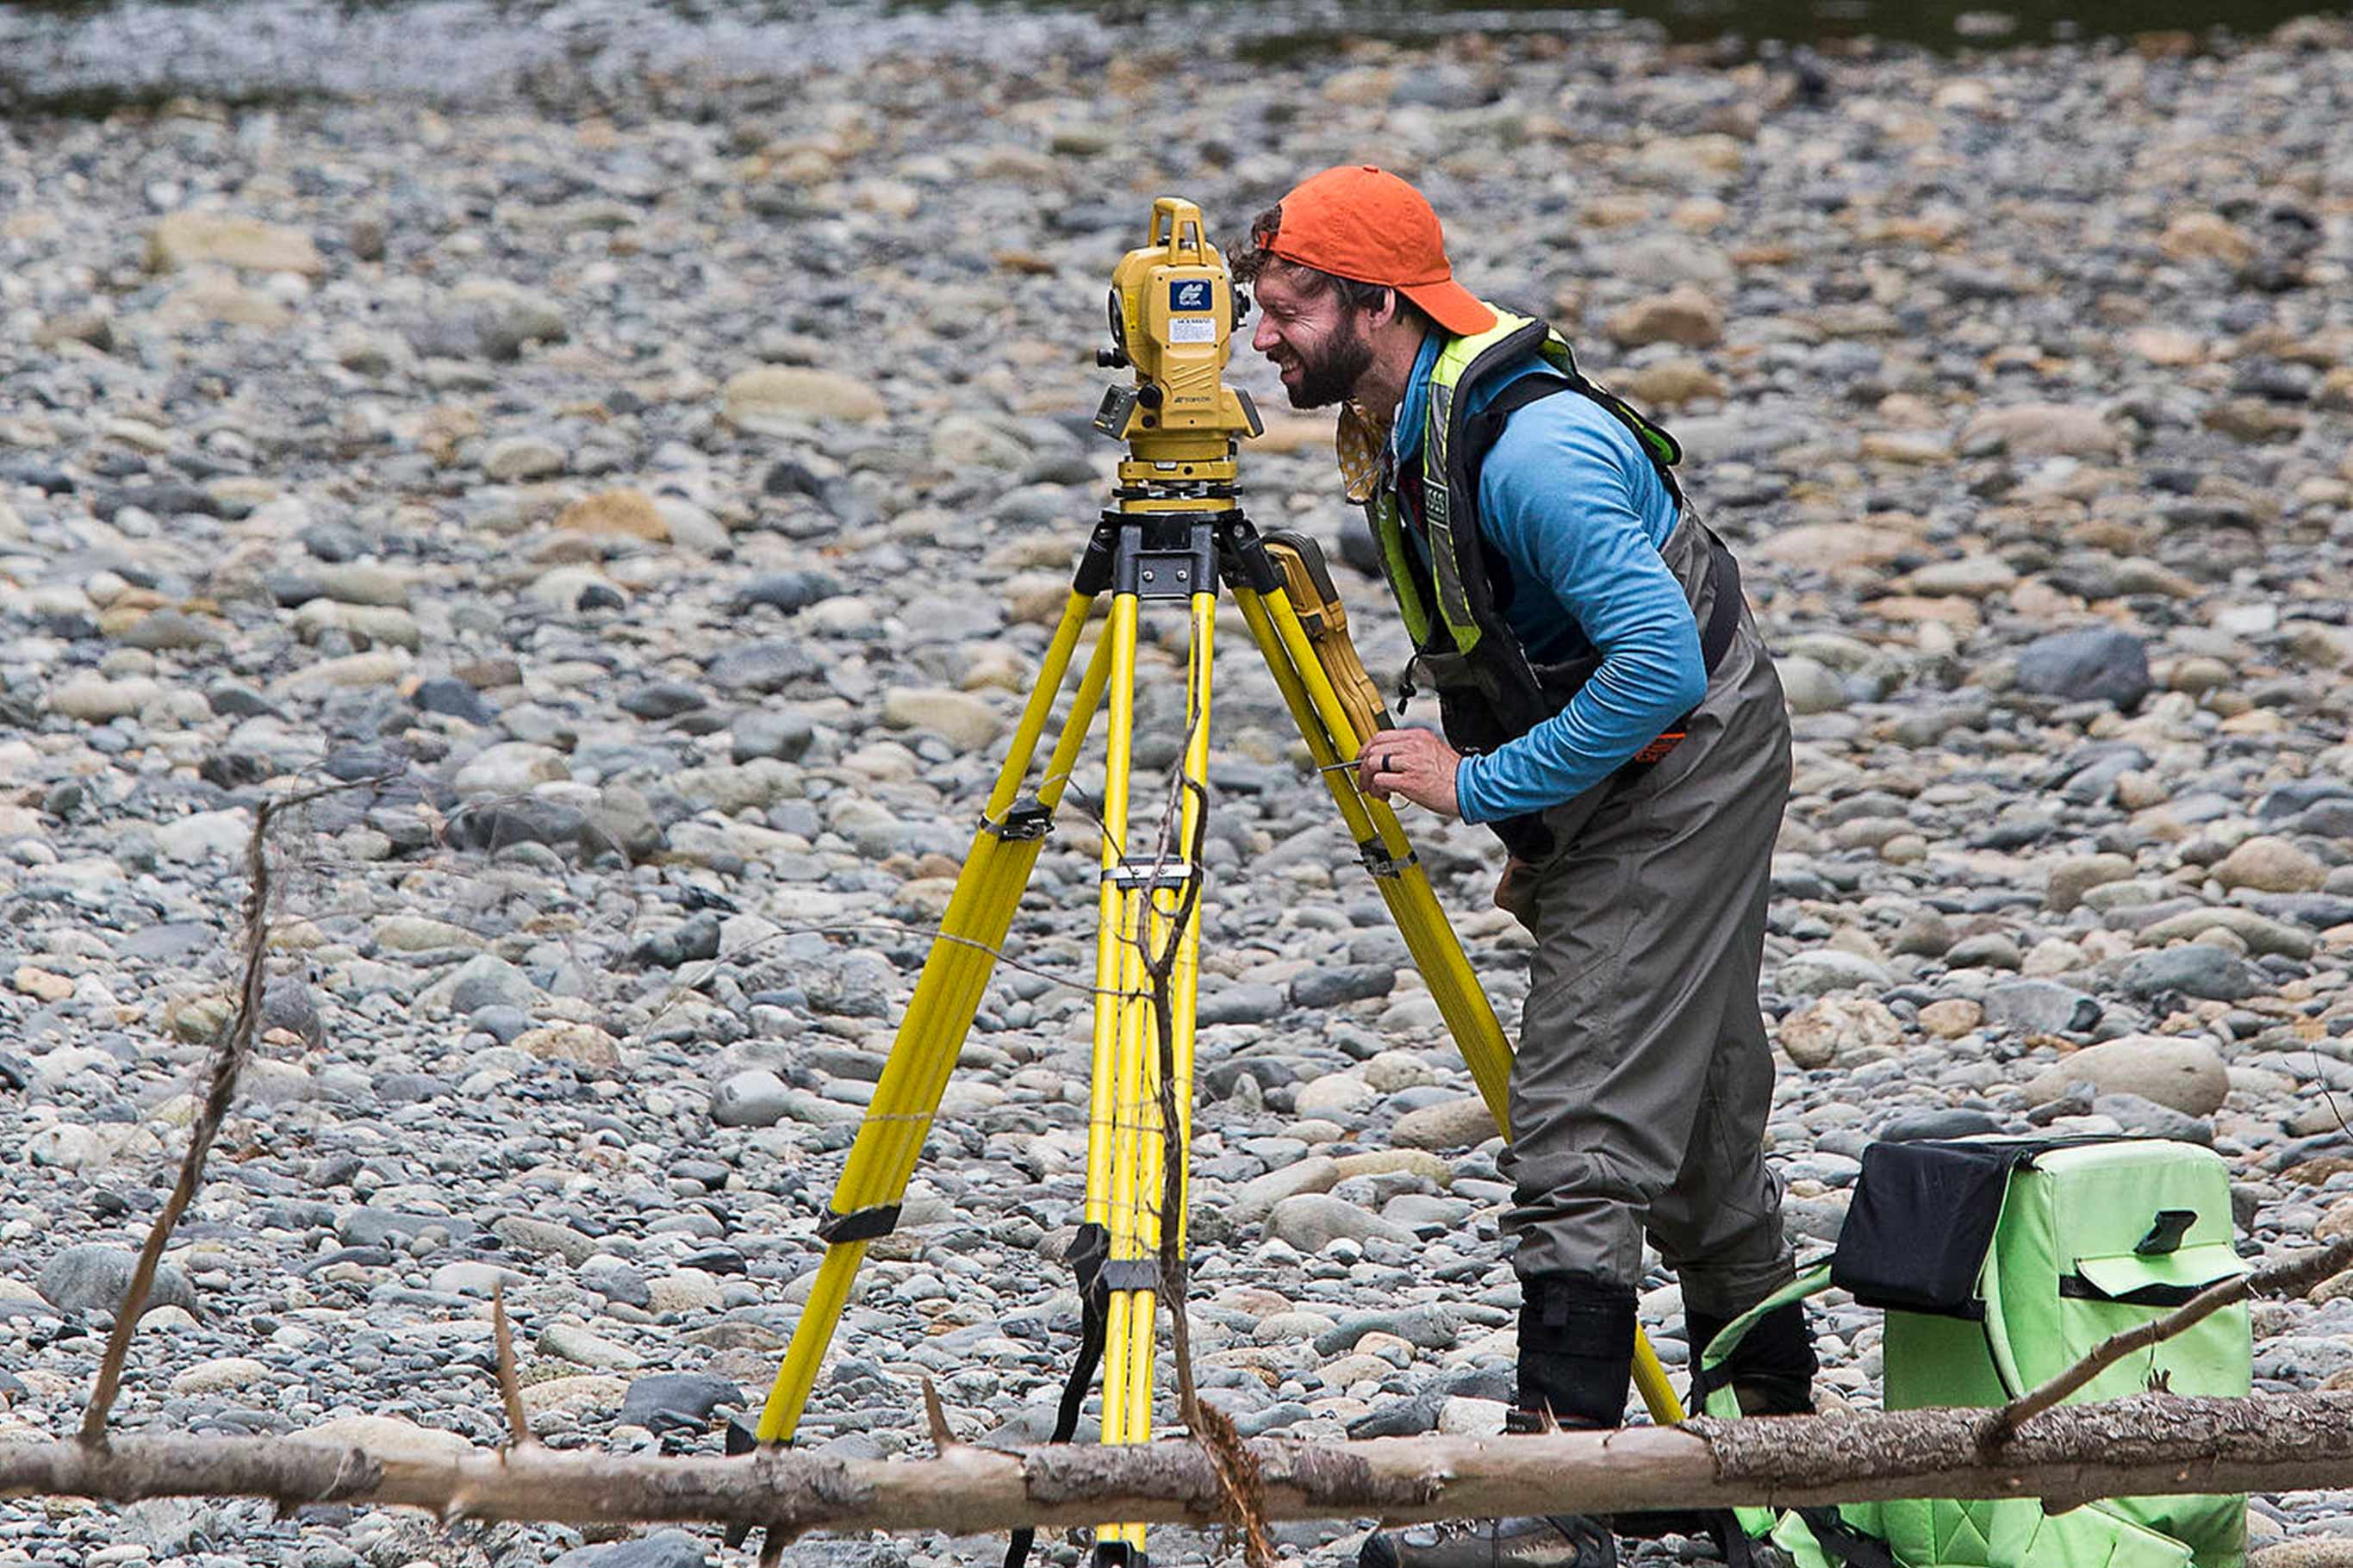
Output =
[{"x1": 1005, "y1": 1223, "x2": 1114, "y2": 1568}]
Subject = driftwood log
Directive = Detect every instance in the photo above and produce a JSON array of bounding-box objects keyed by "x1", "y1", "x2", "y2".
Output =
[
  {"x1": 46, "y1": 787, "x2": 2353, "y2": 1553},
  {"x1": 10, "y1": 1391, "x2": 2353, "y2": 1539}
]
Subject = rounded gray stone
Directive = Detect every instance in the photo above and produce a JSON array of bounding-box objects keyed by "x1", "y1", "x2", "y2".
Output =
[
  {"x1": 2022, "y1": 1035, "x2": 2229, "y2": 1117},
  {"x1": 2015, "y1": 627, "x2": 2151, "y2": 708},
  {"x1": 1980, "y1": 980, "x2": 2103, "y2": 1036},
  {"x1": 2121, "y1": 946, "x2": 2260, "y2": 1003},
  {"x1": 551, "y1": 1531, "x2": 712, "y2": 1568},
  {"x1": 449, "y1": 955, "x2": 536, "y2": 1015},
  {"x1": 37, "y1": 1245, "x2": 201, "y2": 1316},
  {"x1": 712, "y1": 1068, "x2": 794, "y2": 1129},
  {"x1": 1262, "y1": 1193, "x2": 1416, "y2": 1251},
  {"x1": 1288, "y1": 964, "x2": 1397, "y2": 1010},
  {"x1": 1773, "y1": 950, "x2": 1891, "y2": 997}
]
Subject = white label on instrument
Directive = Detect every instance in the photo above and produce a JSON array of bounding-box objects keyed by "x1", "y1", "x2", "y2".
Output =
[{"x1": 1168, "y1": 319, "x2": 1215, "y2": 344}]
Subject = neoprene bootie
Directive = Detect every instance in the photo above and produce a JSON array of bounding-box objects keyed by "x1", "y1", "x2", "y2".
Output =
[{"x1": 1514, "y1": 1271, "x2": 1638, "y2": 1426}]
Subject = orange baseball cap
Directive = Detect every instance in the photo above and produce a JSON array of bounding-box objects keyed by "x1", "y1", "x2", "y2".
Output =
[{"x1": 1254, "y1": 165, "x2": 1496, "y2": 337}]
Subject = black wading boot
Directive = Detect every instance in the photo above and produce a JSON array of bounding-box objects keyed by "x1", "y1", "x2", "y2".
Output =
[
  {"x1": 1679, "y1": 1299, "x2": 1820, "y2": 1563},
  {"x1": 1359, "y1": 1274, "x2": 1633, "y2": 1568},
  {"x1": 1685, "y1": 1300, "x2": 1818, "y2": 1417}
]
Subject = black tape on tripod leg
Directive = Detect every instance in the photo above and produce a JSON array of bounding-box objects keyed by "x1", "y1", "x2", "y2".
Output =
[
  {"x1": 817, "y1": 1204, "x2": 901, "y2": 1245},
  {"x1": 1005, "y1": 1223, "x2": 1116, "y2": 1568}
]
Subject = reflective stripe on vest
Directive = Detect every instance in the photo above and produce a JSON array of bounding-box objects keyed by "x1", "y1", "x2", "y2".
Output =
[{"x1": 1371, "y1": 307, "x2": 1556, "y2": 659}]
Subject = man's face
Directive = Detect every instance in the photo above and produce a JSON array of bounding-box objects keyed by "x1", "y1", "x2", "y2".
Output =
[{"x1": 1249, "y1": 266, "x2": 1375, "y2": 410}]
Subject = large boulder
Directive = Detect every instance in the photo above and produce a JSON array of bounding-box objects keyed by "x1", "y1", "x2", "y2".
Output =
[
  {"x1": 2015, "y1": 628, "x2": 2151, "y2": 708},
  {"x1": 2022, "y1": 1035, "x2": 2228, "y2": 1117},
  {"x1": 148, "y1": 212, "x2": 324, "y2": 276}
]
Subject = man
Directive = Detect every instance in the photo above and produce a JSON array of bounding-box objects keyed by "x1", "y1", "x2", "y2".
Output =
[{"x1": 1237, "y1": 166, "x2": 1815, "y2": 1567}]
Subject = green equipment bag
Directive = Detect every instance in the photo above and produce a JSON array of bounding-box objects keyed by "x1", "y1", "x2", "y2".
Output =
[{"x1": 1703, "y1": 1137, "x2": 2252, "y2": 1568}]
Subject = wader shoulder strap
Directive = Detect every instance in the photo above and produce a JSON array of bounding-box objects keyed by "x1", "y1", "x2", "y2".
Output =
[
  {"x1": 1696, "y1": 534, "x2": 1744, "y2": 681},
  {"x1": 1459, "y1": 374, "x2": 1740, "y2": 682},
  {"x1": 1461, "y1": 370, "x2": 1686, "y2": 526},
  {"x1": 1698, "y1": 1267, "x2": 1899, "y2": 1568}
]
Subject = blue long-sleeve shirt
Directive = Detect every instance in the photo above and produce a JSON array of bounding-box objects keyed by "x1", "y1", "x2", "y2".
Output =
[{"x1": 1385, "y1": 333, "x2": 1706, "y2": 824}]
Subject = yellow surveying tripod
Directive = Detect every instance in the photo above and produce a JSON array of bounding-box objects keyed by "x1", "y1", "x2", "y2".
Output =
[{"x1": 746, "y1": 198, "x2": 1682, "y2": 1565}]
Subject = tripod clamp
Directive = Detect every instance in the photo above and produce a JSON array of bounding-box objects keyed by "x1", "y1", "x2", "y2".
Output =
[{"x1": 987, "y1": 799, "x2": 1055, "y2": 842}]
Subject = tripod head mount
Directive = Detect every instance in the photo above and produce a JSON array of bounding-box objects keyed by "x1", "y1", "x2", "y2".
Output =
[{"x1": 1093, "y1": 198, "x2": 1263, "y2": 510}]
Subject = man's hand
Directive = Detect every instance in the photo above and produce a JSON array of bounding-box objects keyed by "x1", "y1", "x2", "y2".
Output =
[{"x1": 1356, "y1": 728, "x2": 1461, "y2": 817}]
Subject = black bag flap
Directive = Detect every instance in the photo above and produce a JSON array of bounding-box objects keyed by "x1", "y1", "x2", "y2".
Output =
[{"x1": 1830, "y1": 1136, "x2": 2116, "y2": 1316}]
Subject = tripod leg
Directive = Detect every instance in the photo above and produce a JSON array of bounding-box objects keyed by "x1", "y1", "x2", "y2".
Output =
[
  {"x1": 1167, "y1": 588, "x2": 1212, "y2": 1255},
  {"x1": 1084, "y1": 592, "x2": 1142, "y2": 1225},
  {"x1": 754, "y1": 591, "x2": 1115, "y2": 1447},
  {"x1": 1092, "y1": 588, "x2": 1215, "y2": 1567},
  {"x1": 1234, "y1": 583, "x2": 1689, "y2": 1427},
  {"x1": 1085, "y1": 590, "x2": 1147, "y2": 1565}
]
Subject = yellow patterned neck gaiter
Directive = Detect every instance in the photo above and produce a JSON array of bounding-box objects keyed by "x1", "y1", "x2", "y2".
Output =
[{"x1": 1335, "y1": 400, "x2": 1388, "y2": 505}]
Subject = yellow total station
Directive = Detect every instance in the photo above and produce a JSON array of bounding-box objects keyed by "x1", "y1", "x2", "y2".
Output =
[{"x1": 1093, "y1": 197, "x2": 1263, "y2": 507}]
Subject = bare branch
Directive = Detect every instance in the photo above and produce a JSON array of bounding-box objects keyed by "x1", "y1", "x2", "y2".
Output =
[
  {"x1": 11, "y1": 1394, "x2": 2353, "y2": 1533},
  {"x1": 1978, "y1": 1275, "x2": 2247, "y2": 1448},
  {"x1": 79, "y1": 774, "x2": 395, "y2": 1447},
  {"x1": 921, "y1": 1378, "x2": 954, "y2": 1454},
  {"x1": 2250, "y1": 1236, "x2": 2353, "y2": 1301},
  {"x1": 1981, "y1": 1235, "x2": 2353, "y2": 1450},
  {"x1": 1127, "y1": 706, "x2": 1274, "y2": 1568}
]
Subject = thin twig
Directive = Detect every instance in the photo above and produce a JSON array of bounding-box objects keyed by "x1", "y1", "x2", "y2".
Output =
[
  {"x1": 1979, "y1": 1235, "x2": 2353, "y2": 1449},
  {"x1": 2250, "y1": 1235, "x2": 2353, "y2": 1300},
  {"x1": 920, "y1": 1377, "x2": 954, "y2": 1453},
  {"x1": 1978, "y1": 1276, "x2": 2245, "y2": 1448},
  {"x1": 1140, "y1": 770, "x2": 1209, "y2": 1434},
  {"x1": 79, "y1": 775, "x2": 389, "y2": 1447},
  {"x1": 492, "y1": 1285, "x2": 532, "y2": 1452}
]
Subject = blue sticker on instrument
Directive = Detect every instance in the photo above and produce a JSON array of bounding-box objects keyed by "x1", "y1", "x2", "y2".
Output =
[{"x1": 1170, "y1": 279, "x2": 1212, "y2": 313}]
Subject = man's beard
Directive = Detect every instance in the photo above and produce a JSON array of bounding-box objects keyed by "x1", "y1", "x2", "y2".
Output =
[{"x1": 1281, "y1": 316, "x2": 1375, "y2": 409}]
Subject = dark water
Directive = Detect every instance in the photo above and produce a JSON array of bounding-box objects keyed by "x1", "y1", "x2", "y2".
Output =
[{"x1": 0, "y1": 0, "x2": 2343, "y2": 115}]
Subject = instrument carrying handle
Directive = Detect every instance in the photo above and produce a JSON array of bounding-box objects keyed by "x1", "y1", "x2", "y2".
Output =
[{"x1": 1152, "y1": 196, "x2": 1208, "y2": 263}]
